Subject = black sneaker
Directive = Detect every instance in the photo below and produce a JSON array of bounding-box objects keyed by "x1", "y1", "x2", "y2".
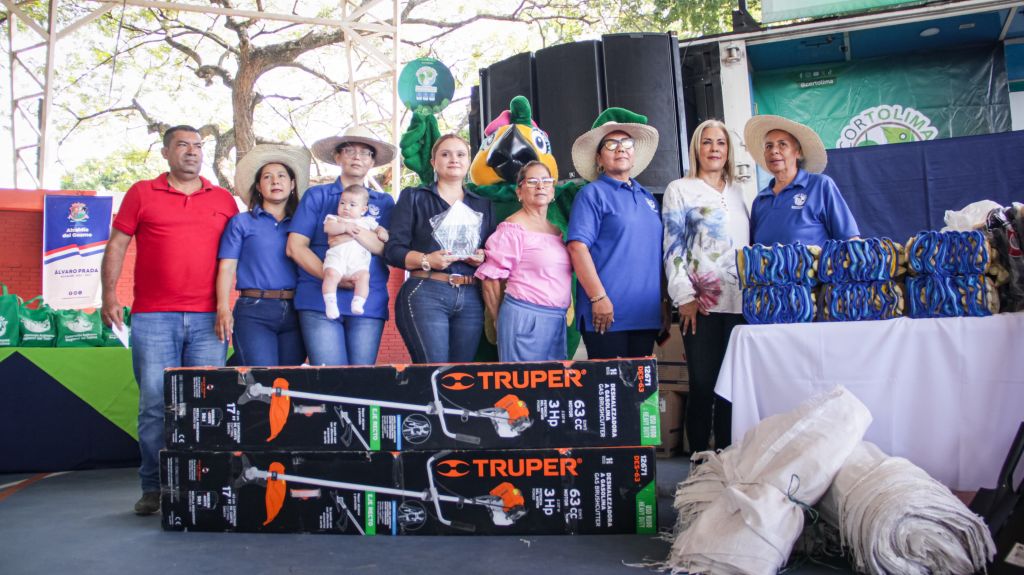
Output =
[{"x1": 134, "y1": 491, "x2": 160, "y2": 515}]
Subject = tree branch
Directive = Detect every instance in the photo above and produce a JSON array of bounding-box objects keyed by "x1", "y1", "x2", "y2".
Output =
[
  {"x1": 277, "y1": 62, "x2": 349, "y2": 92},
  {"x1": 196, "y1": 64, "x2": 234, "y2": 88}
]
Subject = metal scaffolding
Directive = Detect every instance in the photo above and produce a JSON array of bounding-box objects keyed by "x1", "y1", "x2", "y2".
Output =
[{"x1": 2, "y1": 0, "x2": 403, "y2": 190}]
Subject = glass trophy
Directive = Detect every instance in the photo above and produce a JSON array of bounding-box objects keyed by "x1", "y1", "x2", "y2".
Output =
[{"x1": 430, "y1": 200, "x2": 483, "y2": 258}]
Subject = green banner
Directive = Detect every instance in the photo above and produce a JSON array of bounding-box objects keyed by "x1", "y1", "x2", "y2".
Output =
[
  {"x1": 762, "y1": 0, "x2": 923, "y2": 23},
  {"x1": 0, "y1": 348, "x2": 138, "y2": 438},
  {"x1": 753, "y1": 46, "x2": 1010, "y2": 149}
]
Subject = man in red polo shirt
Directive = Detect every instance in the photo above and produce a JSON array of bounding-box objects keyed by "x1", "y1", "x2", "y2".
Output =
[{"x1": 101, "y1": 125, "x2": 238, "y2": 515}]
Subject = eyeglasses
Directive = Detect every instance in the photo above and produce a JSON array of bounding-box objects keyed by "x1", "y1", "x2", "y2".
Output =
[
  {"x1": 600, "y1": 137, "x2": 635, "y2": 152},
  {"x1": 338, "y1": 147, "x2": 374, "y2": 159},
  {"x1": 522, "y1": 177, "x2": 555, "y2": 189}
]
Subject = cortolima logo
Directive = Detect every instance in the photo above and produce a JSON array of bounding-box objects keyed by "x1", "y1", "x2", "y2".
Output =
[
  {"x1": 66, "y1": 317, "x2": 94, "y2": 333},
  {"x1": 836, "y1": 104, "x2": 938, "y2": 148},
  {"x1": 0, "y1": 316, "x2": 6, "y2": 336},
  {"x1": 21, "y1": 317, "x2": 50, "y2": 333}
]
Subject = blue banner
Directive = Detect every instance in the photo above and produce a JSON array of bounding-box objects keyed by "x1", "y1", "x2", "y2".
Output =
[{"x1": 43, "y1": 194, "x2": 112, "y2": 309}]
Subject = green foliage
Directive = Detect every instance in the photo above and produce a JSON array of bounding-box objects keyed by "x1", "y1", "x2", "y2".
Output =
[{"x1": 60, "y1": 148, "x2": 165, "y2": 193}]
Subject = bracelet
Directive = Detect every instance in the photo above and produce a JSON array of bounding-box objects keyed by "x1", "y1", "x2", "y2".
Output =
[{"x1": 589, "y1": 294, "x2": 607, "y2": 303}]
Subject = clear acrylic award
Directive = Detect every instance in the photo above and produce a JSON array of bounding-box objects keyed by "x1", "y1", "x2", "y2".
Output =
[{"x1": 430, "y1": 200, "x2": 483, "y2": 258}]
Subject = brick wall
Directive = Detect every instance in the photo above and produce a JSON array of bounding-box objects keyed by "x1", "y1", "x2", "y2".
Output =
[
  {"x1": 0, "y1": 189, "x2": 411, "y2": 364},
  {"x1": 379, "y1": 267, "x2": 411, "y2": 364}
]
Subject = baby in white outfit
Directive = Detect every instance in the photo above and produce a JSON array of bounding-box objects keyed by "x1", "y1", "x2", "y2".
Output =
[{"x1": 322, "y1": 184, "x2": 388, "y2": 318}]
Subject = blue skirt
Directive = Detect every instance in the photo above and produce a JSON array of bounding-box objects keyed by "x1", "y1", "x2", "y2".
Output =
[{"x1": 497, "y1": 295, "x2": 568, "y2": 362}]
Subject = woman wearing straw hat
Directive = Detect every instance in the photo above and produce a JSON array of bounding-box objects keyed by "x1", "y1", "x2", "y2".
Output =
[
  {"x1": 216, "y1": 144, "x2": 310, "y2": 366},
  {"x1": 566, "y1": 108, "x2": 665, "y2": 359},
  {"x1": 743, "y1": 115, "x2": 860, "y2": 246},
  {"x1": 286, "y1": 126, "x2": 396, "y2": 366},
  {"x1": 662, "y1": 119, "x2": 749, "y2": 453}
]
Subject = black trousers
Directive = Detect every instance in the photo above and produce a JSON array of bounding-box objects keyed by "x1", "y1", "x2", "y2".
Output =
[
  {"x1": 580, "y1": 327, "x2": 659, "y2": 360},
  {"x1": 682, "y1": 312, "x2": 745, "y2": 453}
]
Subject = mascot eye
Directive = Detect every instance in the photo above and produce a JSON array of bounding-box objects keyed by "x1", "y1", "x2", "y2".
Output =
[
  {"x1": 531, "y1": 129, "x2": 551, "y2": 155},
  {"x1": 480, "y1": 132, "x2": 496, "y2": 150}
]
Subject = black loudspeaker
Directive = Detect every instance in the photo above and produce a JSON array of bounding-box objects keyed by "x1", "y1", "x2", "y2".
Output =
[
  {"x1": 535, "y1": 41, "x2": 606, "y2": 180},
  {"x1": 601, "y1": 33, "x2": 689, "y2": 193},
  {"x1": 468, "y1": 84, "x2": 482, "y2": 157},
  {"x1": 483, "y1": 52, "x2": 537, "y2": 126},
  {"x1": 680, "y1": 43, "x2": 724, "y2": 155}
]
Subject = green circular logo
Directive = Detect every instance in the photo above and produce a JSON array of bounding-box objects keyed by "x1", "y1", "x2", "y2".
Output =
[{"x1": 399, "y1": 58, "x2": 454, "y2": 115}]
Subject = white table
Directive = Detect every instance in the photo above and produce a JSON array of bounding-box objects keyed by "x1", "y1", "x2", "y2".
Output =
[{"x1": 715, "y1": 312, "x2": 1024, "y2": 490}]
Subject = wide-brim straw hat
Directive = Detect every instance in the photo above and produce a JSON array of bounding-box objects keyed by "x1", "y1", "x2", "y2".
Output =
[
  {"x1": 743, "y1": 115, "x2": 828, "y2": 174},
  {"x1": 234, "y1": 144, "x2": 311, "y2": 205},
  {"x1": 571, "y1": 119, "x2": 659, "y2": 183},
  {"x1": 311, "y1": 125, "x2": 396, "y2": 167}
]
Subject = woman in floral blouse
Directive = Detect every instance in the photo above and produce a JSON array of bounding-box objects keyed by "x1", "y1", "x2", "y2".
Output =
[{"x1": 662, "y1": 119, "x2": 749, "y2": 453}]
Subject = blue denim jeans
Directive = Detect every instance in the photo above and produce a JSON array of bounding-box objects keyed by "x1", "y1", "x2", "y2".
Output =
[
  {"x1": 498, "y1": 295, "x2": 567, "y2": 362},
  {"x1": 131, "y1": 312, "x2": 226, "y2": 492},
  {"x1": 232, "y1": 297, "x2": 306, "y2": 367},
  {"x1": 395, "y1": 277, "x2": 484, "y2": 363},
  {"x1": 298, "y1": 311, "x2": 384, "y2": 366}
]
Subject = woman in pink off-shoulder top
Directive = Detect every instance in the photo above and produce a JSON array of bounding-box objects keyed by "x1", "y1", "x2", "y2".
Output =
[{"x1": 475, "y1": 161, "x2": 572, "y2": 361}]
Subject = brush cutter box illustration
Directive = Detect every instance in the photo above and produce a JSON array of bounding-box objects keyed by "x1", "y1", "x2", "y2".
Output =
[
  {"x1": 161, "y1": 450, "x2": 398, "y2": 534},
  {"x1": 165, "y1": 358, "x2": 660, "y2": 452},
  {"x1": 161, "y1": 447, "x2": 657, "y2": 535}
]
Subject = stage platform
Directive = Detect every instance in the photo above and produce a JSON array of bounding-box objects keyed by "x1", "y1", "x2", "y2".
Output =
[{"x1": 0, "y1": 457, "x2": 854, "y2": 575}]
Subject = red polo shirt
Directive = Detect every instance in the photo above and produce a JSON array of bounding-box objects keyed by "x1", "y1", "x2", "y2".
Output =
[{"x1": 113, "y1": 173, "x2": 238, "y2": 312}]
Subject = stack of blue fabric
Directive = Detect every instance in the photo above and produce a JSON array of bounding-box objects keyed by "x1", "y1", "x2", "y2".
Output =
[
  {"x1": 904, "y1": 231, "x2": 994, "y2": 318},
  {"x1": 817, "y1": 238, "x2": 905, "y2": 322},
  {"x1": 738, "y1": 243, "x2": 819, "y2": 324}
]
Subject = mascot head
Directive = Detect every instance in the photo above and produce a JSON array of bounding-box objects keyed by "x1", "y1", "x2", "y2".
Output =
[{"x1": 470, "y1": 96, "x2": 558, "y2": 186}]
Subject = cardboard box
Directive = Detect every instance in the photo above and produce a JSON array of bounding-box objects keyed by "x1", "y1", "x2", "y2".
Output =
[
  {"x1": 161, "y1": 450, "x2": 397, "y2": 534},
  {"x1": 165, "y1": 358, "x2": 660, "y2": 452},
  {"x1": 161, "y1": 447, "x2": 657, "y2": 535},
  {"x1": 656, "y1": 390, "x2": 684, "y2": 458},
  {"x1": 655, "y1": 324, "x2": 689, "y2": 385}
]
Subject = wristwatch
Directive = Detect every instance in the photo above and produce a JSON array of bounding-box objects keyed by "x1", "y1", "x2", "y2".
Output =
[{"x1": 420, "y1": 252, "x2": 431, "y2": 271}]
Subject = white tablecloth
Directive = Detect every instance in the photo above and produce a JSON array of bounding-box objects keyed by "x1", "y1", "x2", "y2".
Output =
[{"x1": 715, "y1": 312, "x2": 1024, "y2": 490}]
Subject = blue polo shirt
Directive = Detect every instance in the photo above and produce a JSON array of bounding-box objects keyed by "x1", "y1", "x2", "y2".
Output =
[
  {"x1": 290, "y1": 178, "x2": 395, "y2": 320},
  {"x1": 750, "y1": 169, "x2": 859, "y2": 247},
  {"x1": 218, "y1": 206, "x2": 297, "y2": 290},
  {"x1": 567, "y1": 174, "x2": 663, "y2": 332}
]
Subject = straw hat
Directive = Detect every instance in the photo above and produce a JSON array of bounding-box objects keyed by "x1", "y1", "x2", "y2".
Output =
[
  {"x1": 743, "y1": 115, "x2": 828, "y2": 174},
  {"x1": 234, "y1": 144, "x2": 311, "y2": 205},
  {"x1": 311, "y1": 125, "x2": 396, "y2": 167},
  {"x1": 571, "y1": 107, "x2": 659, "y2": 182}
]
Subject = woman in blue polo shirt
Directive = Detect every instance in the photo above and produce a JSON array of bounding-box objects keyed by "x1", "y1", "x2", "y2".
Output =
[
  {"x1": 743, "y1": 115, "x2": 860, "y2": 246},
  {"x1": 216, "y1": 144, "x2": 310, "y2": 366},
  {"x1": 567, "y1": 108, "x2": 665, "y2": 359}
]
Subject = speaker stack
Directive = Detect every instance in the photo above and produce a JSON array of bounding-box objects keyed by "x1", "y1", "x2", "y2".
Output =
[
  {"x1": 535, "y1": 40, "x2": 605, "y2": 180},
  {"x1": 475, "y1": 33, "x2": 708, "y2": 195}
]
